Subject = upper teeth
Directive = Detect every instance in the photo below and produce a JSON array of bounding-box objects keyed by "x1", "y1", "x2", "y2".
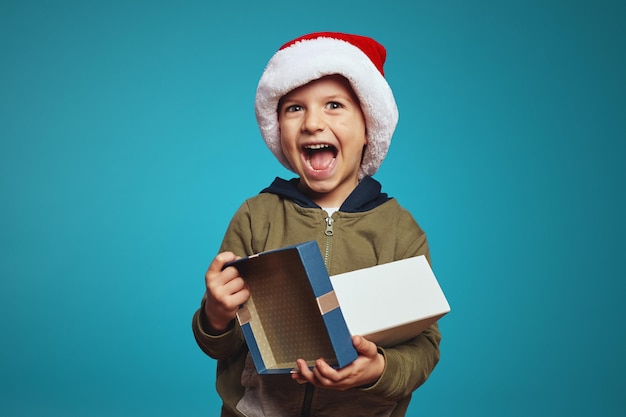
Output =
[{"x1": 305, "y1": 144, "x2": 330, "y2": 150}]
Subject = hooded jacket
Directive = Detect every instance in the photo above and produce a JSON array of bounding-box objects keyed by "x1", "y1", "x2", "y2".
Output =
[{"x1": 192, "y1": 177, "x2": 441, "y2": 417}]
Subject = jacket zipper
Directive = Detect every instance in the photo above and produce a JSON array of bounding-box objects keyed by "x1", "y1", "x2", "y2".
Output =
[
  {"x1": 301, "y1": 383, "x2": 314, "y2": 417},
  {"x1": 301, "y1": 215, "x2": 335, "y2": 416},
  {"x1": 323, "y1": 216, "x2": 334, "y2": 268}
]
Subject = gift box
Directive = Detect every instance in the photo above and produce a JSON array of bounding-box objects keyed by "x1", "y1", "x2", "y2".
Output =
[
  {"x1": 228, "y1": 241, "x2": 358, "y2": 374},
  {"x1": 228, "y1": 241, "x2": 450, "y2": 374},
  {"x1": 330, "y1": 255, "x2": 450, "y2": 347}
]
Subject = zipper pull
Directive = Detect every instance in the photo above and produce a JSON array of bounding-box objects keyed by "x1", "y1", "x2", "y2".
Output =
[{"x1": 324, "y1": 217, "x2": 334, "y2": 236}]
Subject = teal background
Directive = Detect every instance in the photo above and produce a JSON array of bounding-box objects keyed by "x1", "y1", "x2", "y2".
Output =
[{"x1": 1, "y1": 0, "x2": 624, "y2": 416}]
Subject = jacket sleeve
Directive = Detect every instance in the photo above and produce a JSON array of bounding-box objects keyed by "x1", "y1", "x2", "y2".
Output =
[
  {"x1": 192, "y1": 296, "x2": 246, "y2": 360},
  {"x1": 191, "y1": 201, "x2": 254, "y2": 360},
  {"x1": 362, "y1": 210, "x2": 442, "y2": 400},
  {"x1": 363, "y1": 323, "x2": 441, "y2": 400}
]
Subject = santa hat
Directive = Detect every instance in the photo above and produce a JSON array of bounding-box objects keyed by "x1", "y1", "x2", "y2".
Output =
[{"x1": 255, "y1": 32, "x2": 398, "y2": 178}]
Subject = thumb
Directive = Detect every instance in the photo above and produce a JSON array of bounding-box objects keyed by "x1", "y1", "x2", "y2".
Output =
[
  {"x1": 208, "y1": 251, "x2": 239, "y2": 273},
  {"x1": 353, "y1": 335, "x2": 377, "y2": 356}
]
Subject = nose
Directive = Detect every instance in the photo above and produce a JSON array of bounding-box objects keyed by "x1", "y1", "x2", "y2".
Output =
[{"x1": 302, "y1": 108, "x2": 326, "y2": 133}]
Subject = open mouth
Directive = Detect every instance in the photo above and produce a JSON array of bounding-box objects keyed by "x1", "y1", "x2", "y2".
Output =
[{"x1": 303, "y1": 144, "x2": 338, "y2": 171}]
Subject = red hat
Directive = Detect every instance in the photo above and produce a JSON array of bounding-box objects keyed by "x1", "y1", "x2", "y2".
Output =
[{"x1": 255, "y1": 32, "x2": 399, "y2": 178}]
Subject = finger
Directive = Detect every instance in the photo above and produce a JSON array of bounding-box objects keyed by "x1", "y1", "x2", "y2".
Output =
[
  {"x1": 353, "y1": 335, "x2": 377, "y2": 358},
  {"x1": 220, "y1": 275, "x2": 247, "y2": 295},
  {"x1": 312, "y1": 358, "x2": 340, "y2": 385},
  {"x1": 210, "y1": 277, "x2": 249, "y2": 310},
  {"x1": 224, "y1": 283, "x2": 250, "y2": 308},
  {"x1": 294, "y1": 359, "x2": 315, "y2": 383},
  {"x1": 290, "y1": 371, "x2": 307, "y2": 385},
  {"x1": 207, "y1": 270, "x2": 242, "y2": 296},
  {"x1": 207, "y1": 252, "x2": 239, "y2": 274},
  {"x1": 206, "y1": 255, "x2": 243, "y2": 289}
]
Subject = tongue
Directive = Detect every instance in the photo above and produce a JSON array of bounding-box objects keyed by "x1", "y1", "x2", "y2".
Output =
[{"x1": 309, "y1": 149, "x2": 335, "y2": 170}]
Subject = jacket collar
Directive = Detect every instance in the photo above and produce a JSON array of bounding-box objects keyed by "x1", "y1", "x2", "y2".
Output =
[{"x1": 261, "y1": 176, "x2": 391, "y2": 213}]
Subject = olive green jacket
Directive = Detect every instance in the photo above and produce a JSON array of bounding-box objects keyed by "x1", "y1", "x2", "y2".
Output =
[{"x1": 192, "y1": 177, "x2": 441, "y2": 417}]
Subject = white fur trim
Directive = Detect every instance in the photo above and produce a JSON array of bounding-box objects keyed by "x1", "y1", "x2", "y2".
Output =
[{"x1": 255, "y1": 37, "x2": 398, "y2": 178}]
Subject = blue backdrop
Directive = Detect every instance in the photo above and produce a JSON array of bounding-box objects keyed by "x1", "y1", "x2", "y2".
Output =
[{"x1": 1, "y1": 1, "x2": 624, "y2": 416}]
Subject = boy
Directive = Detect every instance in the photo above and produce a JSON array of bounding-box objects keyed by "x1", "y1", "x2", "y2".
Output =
[{"x1": 192, "y1": 32, "x2": 441, "y2": 417}]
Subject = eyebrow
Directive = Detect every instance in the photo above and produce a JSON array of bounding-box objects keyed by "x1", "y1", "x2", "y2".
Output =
[{"x1": 280, "y1": 92, "x2": 355, "y2": 107}]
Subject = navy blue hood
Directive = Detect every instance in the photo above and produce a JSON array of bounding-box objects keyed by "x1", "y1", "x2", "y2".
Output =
[{"x1": 260, "y1": 176, "x2": 391, "y2": 213}]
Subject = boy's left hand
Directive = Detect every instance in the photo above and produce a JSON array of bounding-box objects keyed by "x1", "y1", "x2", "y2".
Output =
[{"x1": 291, "y1": 335, "x2": 384, "y2": 391}]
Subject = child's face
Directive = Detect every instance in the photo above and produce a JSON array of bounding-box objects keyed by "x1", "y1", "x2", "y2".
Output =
[{"x1": 278, "y1": 75, "x2": 367, "y2": 207}]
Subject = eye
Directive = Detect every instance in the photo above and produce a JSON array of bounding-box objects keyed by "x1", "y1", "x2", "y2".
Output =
[
  {"x1": 326, "y1": 101, "x2": 343, "y2": 110},
  {"x1": 285, "y1": 104, "x2": 303, "y2": 112}
]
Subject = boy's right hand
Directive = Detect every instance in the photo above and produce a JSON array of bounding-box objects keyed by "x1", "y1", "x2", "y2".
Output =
[{"x1": 203, "y1": 251, "x2": 250, "y2": 333}]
